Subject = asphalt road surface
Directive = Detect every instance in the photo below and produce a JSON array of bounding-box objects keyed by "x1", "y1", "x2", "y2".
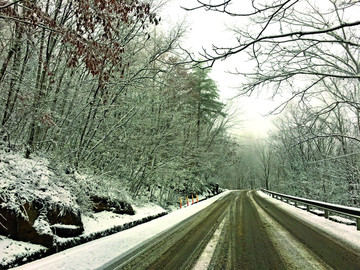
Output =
[{"x1": 103, "y1": 190, "x2": 360, "y2": 270}]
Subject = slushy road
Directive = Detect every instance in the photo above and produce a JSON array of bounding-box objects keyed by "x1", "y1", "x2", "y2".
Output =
[{"x1": 103, "y1": 190, "x2": 360, "y2": 270}]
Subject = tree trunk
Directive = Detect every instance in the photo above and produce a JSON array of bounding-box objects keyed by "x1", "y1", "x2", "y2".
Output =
[
  {"x1": 1, "y1": 23, "x2": 22, "y2": 127},
  {"x1": 26, "y1": 0, "x2": 50, "y2": 158}
]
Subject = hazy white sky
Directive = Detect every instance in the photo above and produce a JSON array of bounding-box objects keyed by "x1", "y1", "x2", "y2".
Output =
[{"x1": 160, "y1": 0, "x2": 276, "y2": 138}]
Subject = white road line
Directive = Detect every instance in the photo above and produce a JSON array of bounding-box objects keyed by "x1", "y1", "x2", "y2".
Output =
[{"x1": 192, "y1": 217, "x2": 227, "y2": 270}]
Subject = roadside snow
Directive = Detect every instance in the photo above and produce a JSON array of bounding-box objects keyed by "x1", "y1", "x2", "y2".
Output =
[
  {"x1": 309, "y1": 209, "x2": 324, "y2": 216},
  {"x1": 257, "y1": 191, "x2": 360, "y2": 252},
  {"x1": 329, "y1": 215, "x2": 356, "y2": 226},
  {"x1": 0, "y1": 236, "x2": 46, "y2": 267},
  {"x1": 12, "y1": 191, "x2": 231, "y2": 270},
  {"x1": 1, "y1": 149, "x2": 220, "y2": 269},
  {"x1": 79, "y1": 203, "x2": 166, "y2": 236}
]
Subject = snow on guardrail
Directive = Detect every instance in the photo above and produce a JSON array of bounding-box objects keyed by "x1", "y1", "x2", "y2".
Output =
[{"x1": 261, "y1": 189, "x2": 360, "y2": 231}]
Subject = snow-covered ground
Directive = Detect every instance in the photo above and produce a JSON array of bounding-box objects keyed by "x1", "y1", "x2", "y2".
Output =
[
  {"x1": 10, "y1": 191, "x2": 231, "y2": 270},
  {"x1": 80, "y1": 204, "x2": 165, "y2": 236},
  {"x1": 0, "y1": 236, "x2": 46, "y2": 268},
  {"x1": 257, "y1": 191, "x2": 360, "y2": 251},
  {"x1": 1, "y1": 190, "x2": 210, "y2": 268}
]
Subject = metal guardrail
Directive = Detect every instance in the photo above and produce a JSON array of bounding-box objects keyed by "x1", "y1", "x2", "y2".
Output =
[{"x1": 261, "y1": 189, "x2": 360, "y2": 231}]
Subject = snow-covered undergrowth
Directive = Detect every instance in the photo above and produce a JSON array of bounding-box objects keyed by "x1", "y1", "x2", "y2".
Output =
[{"x1": 0, "y1": 150, "x2": 77, "y2": 219}]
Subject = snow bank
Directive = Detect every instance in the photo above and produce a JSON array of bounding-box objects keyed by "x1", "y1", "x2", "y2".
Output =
[
  {"x1": 0, "y1": 149, "x2": 170, "y2": 268},
  {"x1": 81, "y1": 203, "x2": 165, "y2": 235},
  {"x1": 12, "y1": 191, "x2": 231, "y2": 270},
  {"x1": 0, "y1": 236, "x2": 46, "y2": 267}
]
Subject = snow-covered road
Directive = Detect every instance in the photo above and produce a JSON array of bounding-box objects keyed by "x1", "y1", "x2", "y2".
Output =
[
  {"x1": 11, "y1": 190, "x2": 360, "y2": 269},
  {"x1": 103, "y1": 190, "x2": 360, "y2": 269}
]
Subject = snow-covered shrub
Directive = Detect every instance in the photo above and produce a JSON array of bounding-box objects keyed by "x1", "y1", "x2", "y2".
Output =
[{"x1": 0, "y1": 150, "x2": 78, "y2": 219}]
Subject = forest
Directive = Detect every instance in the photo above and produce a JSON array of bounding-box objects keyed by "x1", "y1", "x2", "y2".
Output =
[
  {"x1": 1, "y1": 0, "x2": 360, "y2": 207},
  {"x1": 0, "y1": 0, "x2": 243, "y2": 206}
]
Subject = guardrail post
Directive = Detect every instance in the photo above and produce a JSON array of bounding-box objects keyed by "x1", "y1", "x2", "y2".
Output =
[
  {"x1": 324, "y1": 210, "x2": 329, "y2": 219},
  {"x1": 357, "y1": 218, "x2": 360, "y2": 231},
  {"x1": 307, "y1": 205, "x2": 310, "y2": 212},
  {"x1": 294, "y1": 201, "x2": 298, "y2": 207}
]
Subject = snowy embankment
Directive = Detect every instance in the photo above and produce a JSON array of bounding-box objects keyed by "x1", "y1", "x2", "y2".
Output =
[
  {"x1": 257, "y1": 191, "x2": 360, "y2": 251},
  {"x1": 0, "y1": 149, "x2": 167, "y2": 268},
  {"x1": 2, "y1": 193, "x2": 214, "y2": 269},
  {"x1": 11, "y1": 191, "x2": 231, "y2": 270},
  {"x1": 0, "y1": 203, "x2": 167, "y2": 269}
]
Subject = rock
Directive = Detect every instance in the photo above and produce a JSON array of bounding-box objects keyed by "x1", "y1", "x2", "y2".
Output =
[
  {"x1": 50, "y1": 224, "x2": 83, "y2": 238},
  {"x1": 0, "y1": 199, "x2": 84, "y2": 246},
  {"x1": 46, "y1": 206, "x2": 84, "y2": 237},
  {"x1": 90, "y1": 196, "x2": 135, "y2": 215},
  {"x1": 47, "y1": 207, "x2": 83, "y2": 227},
  {"x1": 0, "y1": 200, "x2": 54, "y2": 247},
  {"x1": 90, "y1": 196, "x2": 108, "y2": 212},
  {"x1": 112, "y1": 201, "x2": 135, "y2": 215}
]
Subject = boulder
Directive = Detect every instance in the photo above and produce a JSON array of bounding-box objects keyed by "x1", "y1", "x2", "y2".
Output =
[
  {"x1": 47, "y1": 207, "x2": 83, "y2": 227},
  {"x1": 50, "y1": 224, "x2": 83, "y2": 238},
  {"x1": 0, "y1": 199, "x2": 84, "y2": 246},
  {"x1": 112, "y1": 201, "x2": 135, "y2": 215},
  {"x1": 46, "y1": 206, "x2": 84, "y2": 237},
  {"x1": 90, "y1": 196, "x2": 135, "y2": 215},
  {"x1": 0, "y1": 200, "x2": 53, "y2": 247}
]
